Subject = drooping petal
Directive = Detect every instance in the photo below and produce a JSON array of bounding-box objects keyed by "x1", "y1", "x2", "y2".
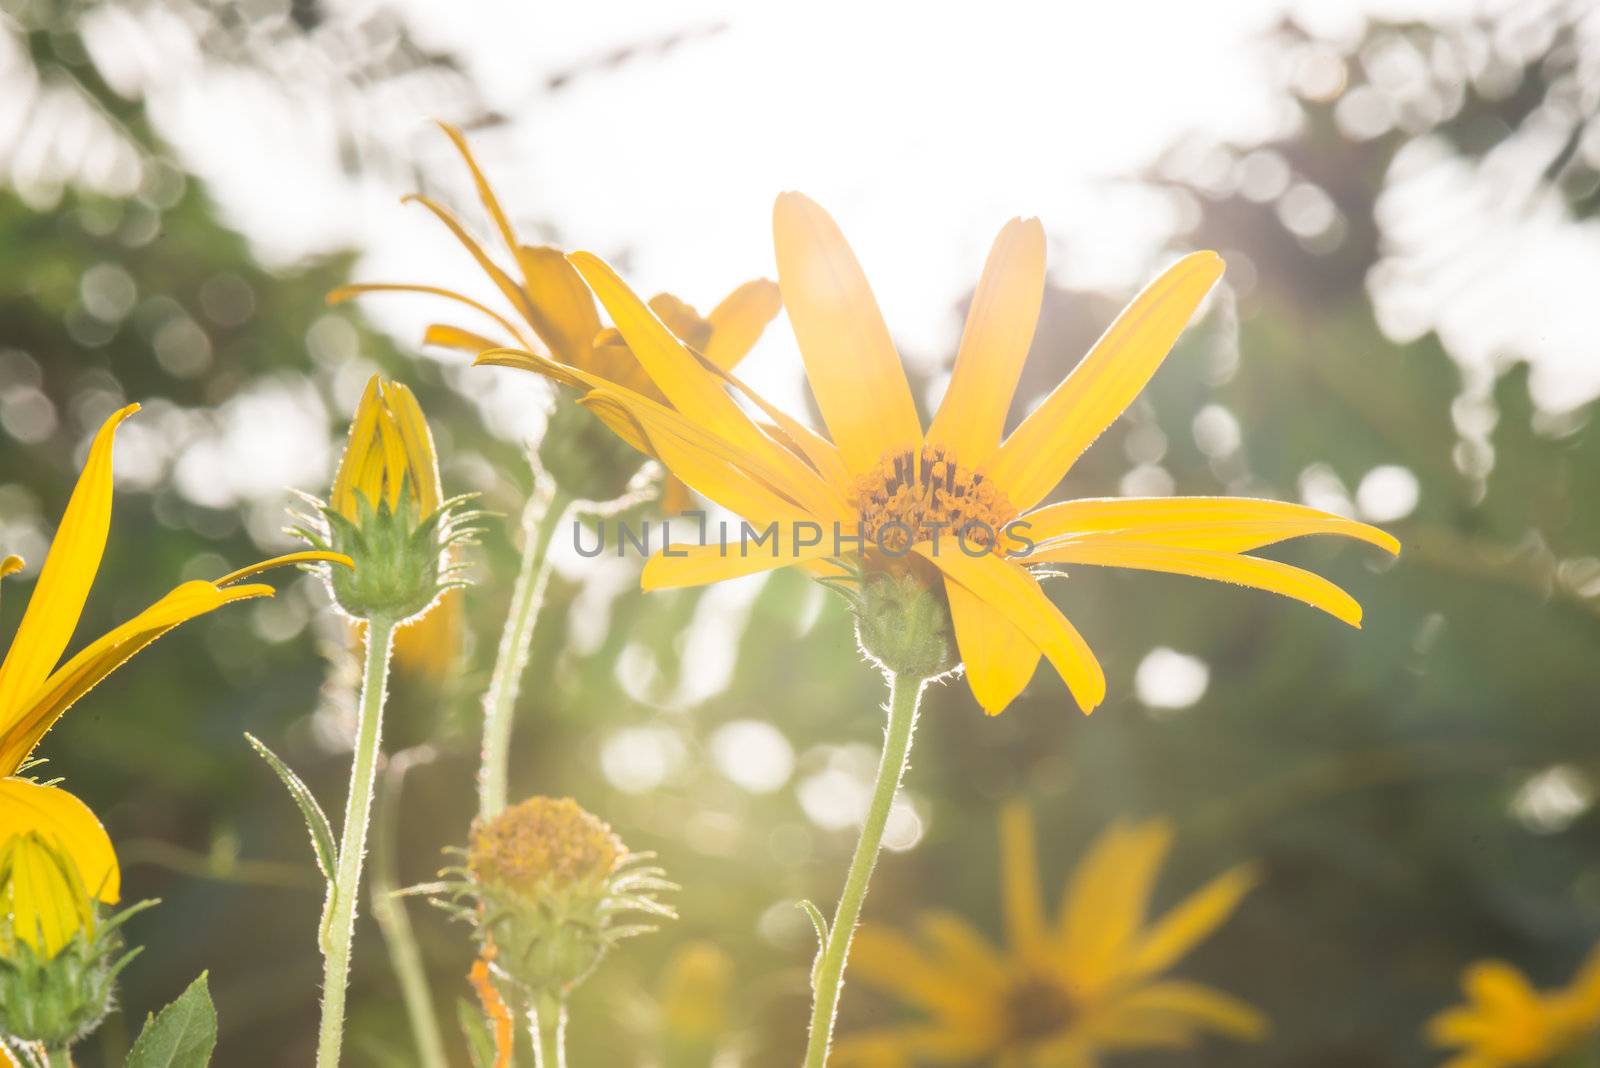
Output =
[
  {"x1": 0, "y1": 778, "x2": 117, "y2": 905},
  {"x1": 1028, "y1": 539, "x2": 1367, "y2": 627},
  {"x1": 990, "y1": 252, "x2": 1224, "y2": 511},
  {"x1": 328, "y1": 283, "x2": 529, "y2": 347},
  {"x1": 213, "y1": 550, "x2": 354, "y2": 587},
  {"x1": 1057, "y1": 821, "x2": 1174, "y2": 990},
  {"x1": 436, "y1": 121, "x2": 522, "y2": 262},
  {"x1": 403, "y1": 194, "x2": 540, "y2": 329},
  {"x1": 946, "y1": 580, "x2": 1040, "y2": 716},
  {"x1": 423, "y1": 323, "x2": 503, "y2": 355},
  {"x1": 1022, "y1": 496, "x2": 1400, "y2": 556},
  {"x1": 998, "y1": 802, "x2": 1049, "y2": 955},
  {"x1": 926, "y1": 217, "x2": 1047, "y2": 470},
  {"x1": 919, "y1": 550, "x2": 1106, "y2": 713},
  {"x1": 515, "y1": 246, "x2": 603, "y2": 366},
  {"x1": 0, "y1": 404, "x2": 137, "y2": 733},
  {"x1": 702, "y1": 279, "x2": 782, "y2": 370},
  {"x1": 772, "y1": 192, "x2": 921, "y2": 473},
  {"x1": 0, "y1": 581, "x2": 274, "y2": 775},
  {"x1": 1125, "y1": 863, "x2": 1259, "y2": 981}
]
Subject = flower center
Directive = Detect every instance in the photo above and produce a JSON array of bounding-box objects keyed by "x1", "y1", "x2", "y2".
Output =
[
  {"x1": 850, "y1": 445, "x2": 1016, "y2": 556},
  {"x1": 1003, "y1": 974, "x2": 1078, "y2": 1045}
]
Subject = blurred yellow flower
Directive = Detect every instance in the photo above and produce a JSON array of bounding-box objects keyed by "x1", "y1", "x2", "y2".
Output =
[
  {"x1": 834, "y1": 804, "x2": 1264, "y2": 1068},
  {"x1": 0, "y1": 405, "x2": 347, "y2": 948},
  {"x1": 484, "y1": 193, "x2": 1398, "y2": 714},
  {"x1": 658, "y1": 940, "x2": 735, "y2": 1046},
  {"x1": 1428, "y1": 946, "x2": 1600, "y2": 1067},
  {"x1": 328, "y1": 121, "x2": 781, "y2": 510}
]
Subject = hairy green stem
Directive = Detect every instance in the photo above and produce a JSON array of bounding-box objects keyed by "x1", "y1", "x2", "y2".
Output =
[
  {"x1": 370, "y1": 749, "x2": 448, "y2": 1068},
  {"x1": 802, "y1": 672, "x2": 924, "y2": 1068},
  {"x1": 316, "y1": 614, "x2": 396, "y2": 1068},
  {"x1": 530, "y1": 994, "x2": 567, "y2": 1068},
  {"x1": 478, "y1": 479, "x2": 574, "y2": 819}
]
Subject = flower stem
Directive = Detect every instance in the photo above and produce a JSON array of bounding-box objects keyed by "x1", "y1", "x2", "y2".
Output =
[
  {"x1": 370, "y1": 749, "x2": 448, "y2": 1068},
  {"x1": 529, "y1": 994, "x2": 568, "y2": 1068},
  {"x1": 801, "y1": 672, "x2": 925, "y2": 1068},
  {"x1": 478, "y1": 475, "x2": 574, "y2": 820},
  {"x1": 316, "y1": 614, "x2": 396, "y2": 1068}
]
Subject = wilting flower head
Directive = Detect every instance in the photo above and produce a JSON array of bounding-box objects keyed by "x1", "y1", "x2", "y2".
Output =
[
  {"x1": 0, "y1": 405, "x2": 347, "y2": 933},
  {"x1": 440, "y1": 796, "x2": 674, "y2": 999},
  {"x1": 1427, "y1": 945, "x2": 1600, "y2": 1067},
  {"x1": 298, "y1": 376, "x2": 477, "y2": 623},
  {"x1": 0, "y1": 833, "x2": 149, "y2": 1047},
  {"x1": 329, "y1": 122, "x2": 781, "y2": 505},
  {"x1": 485, "y1": 193, "x2": 1398, "y2": 713},
  {"x1": 834, "y1": 804, "x2": 1265, "y2": 1067}
]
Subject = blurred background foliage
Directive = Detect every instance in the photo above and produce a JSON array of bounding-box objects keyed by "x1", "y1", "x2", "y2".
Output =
[{"x1": 4, "y1": 0, "x2": 1600, "y2": 1065}]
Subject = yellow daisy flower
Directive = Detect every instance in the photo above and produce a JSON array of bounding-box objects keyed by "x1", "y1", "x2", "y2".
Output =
[
  {"x1": 1428, "y1": 945, "x2": 1600, "y2": 1067},
  {"x1": 834, "y1": 804, "x2": 1265, "y2": 1068},
  {"x1": 480, "y1": 192, "x2": 1398, "y2": 714},
  {"x1": 0, "y1": 404, "x2": 348, "y2": 951}
]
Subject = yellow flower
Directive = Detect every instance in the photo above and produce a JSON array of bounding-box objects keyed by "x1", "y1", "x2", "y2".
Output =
[
  {"x1": 330, "y1": 375, "x2": 444, "y2": 523},
  {"x1": 480, "y1": 193, "x2": 1399, "y2": 714},
  {"x1": 1428, "y1": 946, "x2": 1600, "y2": 1067},
  {"x1": 0, "y1": 831, "x2": 95, "y2": 960},
  {"x1": 327, "y1": 122, "x2": 782, "y2": 509},
  {"x1": 834, "y1": 804, "x2": 1265, "y2": 1068},
  {"x1": 0, "y1": 405, "x2": 348, "y2": 952}
]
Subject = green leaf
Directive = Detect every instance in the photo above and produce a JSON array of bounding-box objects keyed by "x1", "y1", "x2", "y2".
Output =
[
  {"x1": 245, "y1": 732, "x2": 337, "y2": 882},
  {"x1": 127, "y1": 972, "x2": 217, "y2": 1068},
  {"x1": 456, "y1": 997, "x2": 497, "y2": 1068},
  {"x1": 796, "y1": 898, "x2": 830, "y2": 948}
]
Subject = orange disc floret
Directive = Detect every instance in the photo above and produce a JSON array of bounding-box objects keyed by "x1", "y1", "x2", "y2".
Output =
[{"x1": 851, "y1": 446, "x2": 1017, "y2": 556}]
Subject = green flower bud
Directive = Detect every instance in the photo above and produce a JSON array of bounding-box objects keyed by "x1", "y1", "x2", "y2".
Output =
[
  {"x1": 0, "y1": 834, "x2": 148, "y2": 1048},
  {"x1": 853, "y1": 569, "x2": 959, "y2": 680},
  {"x1": 538, "y1": 395, "x2": 648, "y2": 504},
  {"x1": 441, "y1": 797, "x2": 674, "y2": 1000}
]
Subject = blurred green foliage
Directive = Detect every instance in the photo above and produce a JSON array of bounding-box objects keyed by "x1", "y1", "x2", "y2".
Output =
[{"x1": 4, "y1": 3, "x2": 1600, "y2": 1067}]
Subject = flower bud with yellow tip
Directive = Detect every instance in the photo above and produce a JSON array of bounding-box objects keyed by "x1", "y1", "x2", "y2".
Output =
[
  {"x1": 295, "y1": 376, "x2": 479, "y2": 625},
  {"x1": 0, "y1": 833, "x2": 152, "y2": 1049}
]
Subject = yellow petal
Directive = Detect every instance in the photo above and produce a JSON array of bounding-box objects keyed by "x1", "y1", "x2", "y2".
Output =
[
  {"x1": 946, "y1": 579, "x2": 1040, "y2": 716},
  {"x1": 0, "y1": 778, "x2": 117, "y2": 906},
  {"x1": 919, "y1": 550, "x2": 1106, "y2": 713},
  {"x1": 1057, "y1": 820, "x2": 1173, "y2": 988},
  {"x1": 1126, "y1": 862, "x2": 1259, "y2": 980},
  {"x1": 436, "y1": 121, "x2": 522, "y2": 262},
  {"x1": 423, "y1": 323, "x2": 502, "y2": 355},
  {"x1": 392, "y1": 586, "x2": 462, "y2": 681},
  {"x1": 772, "y1": 192, "x2": 921, "y2": 473},
  {"x1": 847, "y1": 924, "x2": 987, "y2": 1021},
  {"x1": 1028, "y1": 539, "x2": 1367, "y2": 627},
  {"x1": 214, "y1": 550, "x2": 354, "y2": 587},
  {"x1": 915, "y1": 910, "x2": 1010, "y2": 993},
  {"x1": 379, "y1": 380, "x2": 444, "y2": 512},
  {"x1": 641, "y1": 528, "x2": 838, "y2": 591},
  {"x1": 0, "y1": 581, "x2": 273, "y2": 774},
  {"x1": 1426, "y1": 1006, "x2": 1501, "y2": 1048},
  {"x1": 0, "y1": 404, "x2": 137, "y2": 732},
  {"x1": 702, "y1": 278, "x2": 782, "y2": 370},
  {"x1": 403, "y1": 194, "x2": 541, "y2": 330},
  {"x1": 328, "y1": 283, "x2": 527, "y2": 347},
  {"x1": 998, "y1": 802, "x2": 1048, "y2": 954},
  {"x1": 926, "y1": 217, "x2": 1047, "y2": 470},
  {"x1": 990, "y1": 252, "x2": 1224, "y2": 510},
  {"x1": 515, "y1": 246, "x2": 602, "y2": 366},
  {"x1": 1109, "y1": 980, "x2": 1268, "y2": 1040},
  {"x1": 569, "y1": 252, "x2": 821, "y2": 490},
  {"x1": 1463, "y1": 961, "x2": 1541, "y2": 1017},
  {"x1": 1023, "y1": 496, "x2": 1400, "y2": 556}
]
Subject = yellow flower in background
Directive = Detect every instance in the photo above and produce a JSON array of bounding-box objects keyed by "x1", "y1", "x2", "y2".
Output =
[
  {"x1": 0, "y1": 405, "x2": 348, "y2": 948},
  {"x1": 834, "y1": 805, "x2": 1265, "y2": 1068},
  {"x1": 485, "y1": 192, "x2": 1398, "y2": 714},
  {"x1": 327, "y1": 121, "x2": 782, "y2": 510},
  {"x1": 1428, "y1": 946, "x2": 1600, "y2": 1067}
]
